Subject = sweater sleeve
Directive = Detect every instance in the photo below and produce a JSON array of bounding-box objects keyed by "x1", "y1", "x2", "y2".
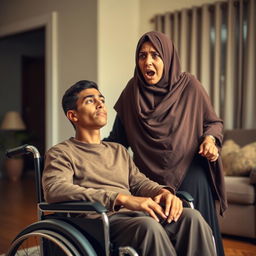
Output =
[
  {"x1": 104, "y1": 115, "x2": 130, "y2": 148},
  {"x1": 42, "y1": 148, "x2": 119, "y2": 211}
]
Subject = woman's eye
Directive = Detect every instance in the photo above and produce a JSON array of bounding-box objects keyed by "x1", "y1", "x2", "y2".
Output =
[
  {"x1": 152, "y1": 52, "x2": 160, "y2": 59},
  {"x1": 138, "y1": 53, "x2": 146, "y2": 59},
  {"x1": 100, "y1": 99, "x2": 105, "y2": 104}
]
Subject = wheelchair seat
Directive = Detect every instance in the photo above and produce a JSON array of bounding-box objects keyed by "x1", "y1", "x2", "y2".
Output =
[{"x1": 5, "y1": 144, "x2": 194, "y2": 256}]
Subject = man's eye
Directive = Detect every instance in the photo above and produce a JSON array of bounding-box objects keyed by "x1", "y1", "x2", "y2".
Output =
[
  {"x1": 85, "y1": 99, "x2": 93, "y2": 104},
  {"x1": 100, "y1": 99, "x2": 105, "y2": 104}
]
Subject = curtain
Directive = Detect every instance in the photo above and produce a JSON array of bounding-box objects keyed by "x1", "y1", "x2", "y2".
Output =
[{"x1": 154, "y1": 0, "x2": 256, "y2": 129}]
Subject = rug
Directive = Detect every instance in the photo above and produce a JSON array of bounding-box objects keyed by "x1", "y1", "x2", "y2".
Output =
[{"x1": 0, "y1": 246, "x2": 38, "y2": 256}]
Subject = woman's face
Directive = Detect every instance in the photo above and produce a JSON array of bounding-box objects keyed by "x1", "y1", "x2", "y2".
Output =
[{"x1": 138, "y1": 41, "x2": 164, "y2": 85}]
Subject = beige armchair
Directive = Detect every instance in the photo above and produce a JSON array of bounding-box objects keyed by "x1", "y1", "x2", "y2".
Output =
[{"x1": 217, "y1": 129, "x2": 256, "y2": 241}]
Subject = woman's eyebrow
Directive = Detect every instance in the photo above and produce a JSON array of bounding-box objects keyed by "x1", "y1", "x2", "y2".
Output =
[{"x1": 139, "y1": 50, "x2": 158, "y2": 54}]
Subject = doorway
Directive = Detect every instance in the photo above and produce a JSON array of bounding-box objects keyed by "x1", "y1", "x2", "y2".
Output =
[
  {"x1": 22, "y1": 55, "x2": 45, "y2": 155},
  {"x1": 0, "y1": 27, "x2": 45, "y2": 169},
  {"x1": 0, "y1": 12, "x2": 58, "y2": 150}
]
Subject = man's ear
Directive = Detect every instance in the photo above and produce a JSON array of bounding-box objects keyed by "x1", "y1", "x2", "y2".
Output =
[{"x1": 67, "y1": 110, "x2": 78, "y2": 123}]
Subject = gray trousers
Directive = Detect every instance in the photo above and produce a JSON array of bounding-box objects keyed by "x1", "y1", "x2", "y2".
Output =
[{"x1": 109, "y1": 208, "x2": 216, "y2": 256}]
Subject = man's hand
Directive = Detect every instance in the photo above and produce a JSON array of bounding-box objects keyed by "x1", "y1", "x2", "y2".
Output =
[
  {"x1": 199, "y1": 135, "x2": 219, "y2": 162},
  {"x1": 116, "y1": 194, "x2": 167, "y2": 222},
  {"x1": 154, "y1": 189, "x2": 183, "y2": 223}
]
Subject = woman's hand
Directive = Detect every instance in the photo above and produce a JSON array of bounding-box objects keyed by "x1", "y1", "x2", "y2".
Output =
[
  {"x1": 116, "y1": 194, "x2": 166, "y2": 222},
  {"x1": 199, "y1": 135, "x2": 219, "y2": 162},
  {"x1": 154, "y1": 189, "x2": 183, "y2": 223}
]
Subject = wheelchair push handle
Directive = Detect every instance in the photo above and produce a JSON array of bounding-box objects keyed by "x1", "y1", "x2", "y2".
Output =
[
  {"x1": 6, "y1": 144, "x2": 41, "y2": 159},
  {"x1": 6, "y1": 144, "x2": 29, "y2": 158}
]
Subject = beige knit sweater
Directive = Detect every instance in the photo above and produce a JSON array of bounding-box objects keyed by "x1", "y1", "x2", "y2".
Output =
[{"x1": 42, "y1": 138, "x2": 169, "y2": 212}]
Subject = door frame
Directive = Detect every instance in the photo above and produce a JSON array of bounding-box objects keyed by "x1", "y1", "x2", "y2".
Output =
[{"x1": 0, "y1": 12, "x2": 58, "y2": 149}]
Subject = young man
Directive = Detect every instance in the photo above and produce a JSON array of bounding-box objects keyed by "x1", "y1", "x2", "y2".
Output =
[{"x1": 42, "y1": 80, "x2": 216, "y2": 256}]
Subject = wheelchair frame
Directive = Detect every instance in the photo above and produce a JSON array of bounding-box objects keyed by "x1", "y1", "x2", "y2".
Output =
[
  {"x1": 6, "y1": 145, "x2": 140, "y2": 256},
  {"x1": 5, "y1": 144, "x2": 194, "y2": 256}
]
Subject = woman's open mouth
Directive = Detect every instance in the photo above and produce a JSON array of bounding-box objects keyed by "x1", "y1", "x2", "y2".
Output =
[{"x1": 144, "y1": 70, "x2": 156, "y2": 80}]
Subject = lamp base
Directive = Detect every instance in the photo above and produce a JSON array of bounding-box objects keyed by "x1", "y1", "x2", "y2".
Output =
[{"x1": 4, "y1": 158, "x2": 24, "y2": 182}]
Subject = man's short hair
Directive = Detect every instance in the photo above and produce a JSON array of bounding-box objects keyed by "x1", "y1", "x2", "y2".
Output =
[{"x1": 62, "y1": 80, "x2": 98, "y2": 115}]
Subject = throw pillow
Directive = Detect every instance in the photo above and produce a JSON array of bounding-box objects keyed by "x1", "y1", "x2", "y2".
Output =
[
  {"x1": 221, "y1": 140, "x2": 240, "y2": 158},
  {"x1": 221, "y1": 140, "x2": 256, "y2": 176}
]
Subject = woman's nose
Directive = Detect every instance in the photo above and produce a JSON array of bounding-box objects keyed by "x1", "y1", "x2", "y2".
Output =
[{"x1": 145, "y1": 55, "x2": 153, "y2": 65}]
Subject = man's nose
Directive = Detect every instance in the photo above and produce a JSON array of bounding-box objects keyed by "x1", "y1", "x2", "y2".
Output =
[{"x1": 95, "y1": 99, "x2": 103, "y2": 108}]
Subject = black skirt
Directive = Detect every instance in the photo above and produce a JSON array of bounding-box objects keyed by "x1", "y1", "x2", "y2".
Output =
[{"x1": 178, "y1": 154, "x2": 225, "y2": 256}]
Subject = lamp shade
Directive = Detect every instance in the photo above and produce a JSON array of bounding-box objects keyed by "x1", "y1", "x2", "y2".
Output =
[{"x1": 0, "y1": 111, "x2": 26, "y2": 130}]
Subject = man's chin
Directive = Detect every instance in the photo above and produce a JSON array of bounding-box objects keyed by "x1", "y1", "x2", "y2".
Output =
[{"x1": 98, "y1": 120, "x2": 107, "y2": 128}]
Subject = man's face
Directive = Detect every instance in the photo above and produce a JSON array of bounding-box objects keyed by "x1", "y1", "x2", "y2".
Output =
[{"x1": 70, "y1": 88, "x2": 107, "y2": 130}]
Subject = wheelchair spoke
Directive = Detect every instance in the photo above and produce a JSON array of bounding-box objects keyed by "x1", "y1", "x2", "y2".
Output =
[{"x1": 7, "y1": 231, "x2": 76, "y2": 256}]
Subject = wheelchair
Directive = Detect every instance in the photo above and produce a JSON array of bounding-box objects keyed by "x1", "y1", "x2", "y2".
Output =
[{"x1": 5, "y1": 144, "x2": 194, "y2": 256}]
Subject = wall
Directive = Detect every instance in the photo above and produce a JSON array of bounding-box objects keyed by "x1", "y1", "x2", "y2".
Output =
[{"x1": 97, "y1": 0, "x2": 139, "y2": 137}]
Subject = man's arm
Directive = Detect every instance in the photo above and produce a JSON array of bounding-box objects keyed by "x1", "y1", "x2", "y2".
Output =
[
  {"x1": 114, "y1": 150, "x2": 183, "y2": 222},
  {"x1": 126, "y1": 153, "x2": 176, "y2": 197}
]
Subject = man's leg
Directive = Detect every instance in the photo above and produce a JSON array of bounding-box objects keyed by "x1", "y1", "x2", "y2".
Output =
[
  {"x1": 109, "y1": 211, "x2": 177, "y2": 256},
  {"x1": 164, "y1": 208, "x2": 216, "y2": 256}
]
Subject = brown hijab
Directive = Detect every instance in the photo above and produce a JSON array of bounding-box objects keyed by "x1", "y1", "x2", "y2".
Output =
[{"x1": 114, "y1": 31, "x2": 227, "y2": 214}]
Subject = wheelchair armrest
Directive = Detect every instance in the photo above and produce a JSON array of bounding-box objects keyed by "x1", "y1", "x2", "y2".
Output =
[
  {"x1": 39, "y1": 201, "x2": 107, "y2": 214},
  {"x1": 176, "y1": 191, "x2": 194, "y2": 202}
]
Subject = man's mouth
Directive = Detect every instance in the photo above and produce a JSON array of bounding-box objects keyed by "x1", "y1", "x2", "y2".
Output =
[{"x1": 96, "y1": 111, "x2": 107, "y2": 117}]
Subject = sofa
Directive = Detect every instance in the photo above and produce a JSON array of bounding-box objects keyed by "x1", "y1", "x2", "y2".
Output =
[{"x1": 217, "y1": 129, "x2": 256, "y2": 241}]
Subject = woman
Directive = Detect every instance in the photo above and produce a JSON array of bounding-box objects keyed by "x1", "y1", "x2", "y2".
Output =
[{"x1": 106, "y1": 31, "x2": 227, "y2": 256}]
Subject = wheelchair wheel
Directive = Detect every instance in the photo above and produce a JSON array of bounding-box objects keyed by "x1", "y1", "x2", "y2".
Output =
[{"x1": 6, "y1": 219, "x2": 98, "y2": 256}]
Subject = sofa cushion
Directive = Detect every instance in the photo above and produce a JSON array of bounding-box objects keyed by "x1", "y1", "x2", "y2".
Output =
[
  {"x1": 225, "y1": 176, "x2": 255, "y2": 204},
  {"x1": 222, "y1": 140, "x2": 256, "y2": 176}
]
